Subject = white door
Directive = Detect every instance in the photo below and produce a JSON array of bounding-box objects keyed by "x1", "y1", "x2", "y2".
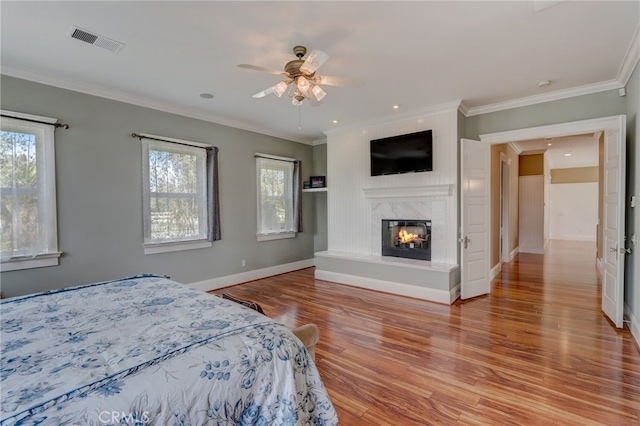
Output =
[
  {"x1": 461, "y1": 138, "x2": 491, "y2": 299},
  {"x1": 602, "y1": 126, "x2": 626, "y2": 328}
]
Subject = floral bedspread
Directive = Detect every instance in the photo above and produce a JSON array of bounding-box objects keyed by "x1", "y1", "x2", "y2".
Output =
[{"x1": 0, "y1": 275, "x2": 337, "y2": 425}]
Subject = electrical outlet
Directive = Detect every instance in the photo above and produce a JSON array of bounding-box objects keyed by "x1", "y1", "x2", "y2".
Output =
[{"x1": 241, "y1": 259, "x2": 246, "y2": 267}]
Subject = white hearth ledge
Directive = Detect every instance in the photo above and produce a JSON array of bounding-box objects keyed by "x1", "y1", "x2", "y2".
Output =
[
  {"x1": 314, "y1": 251, "x2": 460, "y2": 305},
  {"x1": 362, "y1": 184, "x2": 453, "y2": 199},
  {"x1": 316, "y1": 250, "x2": 456, "y2": 271}
]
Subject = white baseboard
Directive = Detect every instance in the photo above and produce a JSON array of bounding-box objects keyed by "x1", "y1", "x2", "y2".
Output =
[
  {"x1": 549, "y1": 234, "x2": 596, "y2": 242},
  {"x1": 189, "y1": 259, "x2": 315, "y2": 292},
  {"x1": 315, "y1": 269, "x2": 457, "y2": 305},
  {"x1": 624, "y1": 303, "x2": 640, "y2": 349},
  {"x1": 510, "y1": 247, "x2": 519, "y2": 261},
  {"x1": 490, "y1": 263, "x2": 501, "y2": 281}
]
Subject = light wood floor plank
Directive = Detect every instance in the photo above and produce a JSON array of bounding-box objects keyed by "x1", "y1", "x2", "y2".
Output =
[{"x1": 210, "y1": 240, "x2": 640, "y2": 424}]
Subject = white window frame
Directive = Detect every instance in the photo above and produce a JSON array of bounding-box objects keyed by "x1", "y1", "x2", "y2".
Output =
[
  {"x1": 0, "y1": 111, "x2": 61, "y2": 272},
  {"x1": 141, "y1": 134, "x2": 211, "y2": 255},
  {"x1": 256, "y1": 153, "x2": 297, "y2": 242}
]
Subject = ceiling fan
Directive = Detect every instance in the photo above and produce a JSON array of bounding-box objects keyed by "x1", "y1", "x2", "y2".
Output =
[{"x1": 238, "y1": 45, "x2": 362, "y2": 106}]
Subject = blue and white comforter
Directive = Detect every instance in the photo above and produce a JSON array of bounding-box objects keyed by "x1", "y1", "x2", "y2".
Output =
[{"x1": 0, "y1": 275, "x2": 338, "y2": 425}]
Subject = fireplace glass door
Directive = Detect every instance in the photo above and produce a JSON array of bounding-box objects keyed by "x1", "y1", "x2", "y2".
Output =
[{"x1": 382, "y1": 220, "x2": 431, "y2": 261}]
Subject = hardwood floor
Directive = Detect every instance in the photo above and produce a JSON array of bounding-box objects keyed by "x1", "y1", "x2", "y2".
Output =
[{"x1": 210, "y1": 240, "x2": 640, "y2": 425}]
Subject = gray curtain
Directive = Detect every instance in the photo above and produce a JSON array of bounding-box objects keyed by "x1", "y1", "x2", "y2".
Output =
[
  {"x1": 207, "y1": 146, "x2": 221, "y2": 241},
  {"x1": 293, "y1": 160, "x2": 303, "y2": 232}
]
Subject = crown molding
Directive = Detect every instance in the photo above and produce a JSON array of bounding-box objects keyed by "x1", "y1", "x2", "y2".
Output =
[
  {"x1": 618, "y1": 24, "x2": 640, "y2": 87},
  {"x1": 311, "y1": 137, "x2": 327, "y2": 146},
  {"x1": 465, "y1": 79, "x2": 623, "y2": 117},
  {"x1": 324, "y1": 100, "x2": 462, "y2": 137},
  {"x1": 508, "y1": 142, "x2": 523, "y2": 155},
  {"x1": 457, "y1": 101, "x2": 470, "y2": 116},
  {"x1": 1, "y1": 66, "x2": 315, "y2": 146}
]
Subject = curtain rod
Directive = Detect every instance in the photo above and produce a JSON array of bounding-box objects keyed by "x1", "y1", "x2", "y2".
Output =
[
  {"x1": 254, "y1": 153, "x2": 298, "y2": 163},
  {"x1": 1, "y1": 114, "x2": 70, "y2": 129},
  {"x1": 131, "y1": 133, "x2": 214, "y2": 151}
]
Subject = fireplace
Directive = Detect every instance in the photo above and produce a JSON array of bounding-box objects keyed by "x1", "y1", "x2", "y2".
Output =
[{"x1": 382, "y1": 220, "x2": 431, "y2": 261}]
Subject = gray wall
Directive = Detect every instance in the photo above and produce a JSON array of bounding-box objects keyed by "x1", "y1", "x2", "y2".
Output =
[
  {"x1": 0, "y1": 75, "x2": 315, "y2": 297},
  {"x1": 311, "y1": 143, "x2": 328, "y2": 253}
]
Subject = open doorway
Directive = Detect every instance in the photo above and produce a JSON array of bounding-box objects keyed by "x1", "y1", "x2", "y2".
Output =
[
  {"x1": 474, "y1": 115, "x2": 626, "y2": 327},
  {"x1": 516, "y1": 133, "x2": 599, "y2": 255},
  {"x1": 489, "y1": 133, "x2": 600, "y2": 276}
]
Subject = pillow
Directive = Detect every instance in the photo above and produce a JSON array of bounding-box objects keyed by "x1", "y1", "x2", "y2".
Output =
[{"x1": 221, "y1": 293, "x2": 266, "y2": 315}]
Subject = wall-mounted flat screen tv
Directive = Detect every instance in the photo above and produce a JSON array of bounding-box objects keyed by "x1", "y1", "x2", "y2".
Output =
[{"x1": 370, "y1": 130, "x2": 433, "y2": 176}]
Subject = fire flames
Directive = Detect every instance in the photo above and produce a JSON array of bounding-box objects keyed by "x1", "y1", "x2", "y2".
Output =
[{"x1": 398, "y1": 229, "x2": 420, "y2": 243}]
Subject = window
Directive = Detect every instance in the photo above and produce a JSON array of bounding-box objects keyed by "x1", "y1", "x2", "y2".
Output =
[
  {"x1": 141, "y1": 136, "x2": 219, "y2": 254},
  {"x1": 255, "y1": 154, "x2": 302, "y2": 241},
  {"x1": 0, "y1": 113, "x2": 61, "y2": 271}
]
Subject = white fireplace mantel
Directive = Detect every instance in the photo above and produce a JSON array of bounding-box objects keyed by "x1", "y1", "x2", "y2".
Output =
[{"x1": 362, "y1": 184, "x2": 453, "y2": 199}]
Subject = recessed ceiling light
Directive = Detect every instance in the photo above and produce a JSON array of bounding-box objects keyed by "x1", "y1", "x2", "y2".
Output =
[
  {"x1": 564, "y1": 152, "x2": 572, "y2": 157},
  {"x1": 199, "y1": 93, "x2": 214, "y2": 99},
  {"x1": 393, "y1": 104, "x2": 400, "y2": 109},
  {"x1": 547, "y1": 143, "x2": 553, "y2": 146},
  {"x1": 537, "y1": 80, "x2": 551, "y2": 88},
  {"x1": 332, "y1": 120, "x2": 338, "y2": 124}
]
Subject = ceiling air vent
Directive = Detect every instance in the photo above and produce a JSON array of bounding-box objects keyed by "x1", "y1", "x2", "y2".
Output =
[{"x1": 68, "y1": 26, "x2": 125, "y2": 53}]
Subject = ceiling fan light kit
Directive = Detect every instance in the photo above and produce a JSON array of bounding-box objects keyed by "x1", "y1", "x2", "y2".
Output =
[
  {"x1": 297, "y1": 76, "x2": 310, "y2": 92},
  {"x1": 311, "y1": 85, "x2": 326, "y2": 101},
  {"x1": 238, "y1": 45, "x2": 361, "y2": 107},
  {"x1": 273, "y1": 81, "x2": 289, "y2": 97}
]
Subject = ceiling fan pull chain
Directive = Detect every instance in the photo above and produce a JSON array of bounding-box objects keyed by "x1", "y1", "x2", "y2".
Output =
[{"x1": 298, "y1": 106, "x2": 302, "y2": 130}]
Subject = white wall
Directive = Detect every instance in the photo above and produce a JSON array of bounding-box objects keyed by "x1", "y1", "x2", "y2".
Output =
[
  {"x1": 549, "y1": 182, "x2": 598, "y2": 241},
  {"x1": 325, "y1": 106, "x2": 459, "y2": 265}
]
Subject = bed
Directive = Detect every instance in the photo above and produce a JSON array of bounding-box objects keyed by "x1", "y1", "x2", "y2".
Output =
[{"x1": 0, "y1": 275, "x2": 338, "y2": 425}]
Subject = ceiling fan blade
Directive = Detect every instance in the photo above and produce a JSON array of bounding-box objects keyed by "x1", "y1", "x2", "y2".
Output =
[
  {"x1": 252, "y1": 86, "x2": 274, "y2": 98},
  {"x1": 299, "y1": 50, "x2": 329, "y2": 74},
  {"x1": 238, "y1": 64, "x2": 286, "y2": 77},
  {"x1": 314, "y1": 75, "x2": 364, "y2": 88}
]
